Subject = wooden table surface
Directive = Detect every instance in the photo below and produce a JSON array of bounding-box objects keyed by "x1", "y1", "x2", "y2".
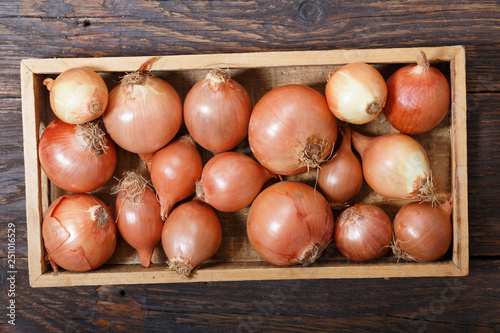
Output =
[{"x1": 1, "y1": 1, "x2": 499, "y2": 331}]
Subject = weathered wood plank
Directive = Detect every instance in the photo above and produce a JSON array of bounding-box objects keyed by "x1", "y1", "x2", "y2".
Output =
[{"x1": 1, "y1": 258, "x2": 498, "y2": 332}]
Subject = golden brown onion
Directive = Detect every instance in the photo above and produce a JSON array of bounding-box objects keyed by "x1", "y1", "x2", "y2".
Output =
[
  {"x1": 248, "y1": 84, "x2": 337, "y2": 176},
  {"x1": 42, "y1": 193, "x2": 117, "y2": 272},
  {"x1": 196, "y1": 152, "x2": 275, "y2": 212},
  {"x1": 247, "y1": 181, "x2": 334, "y2": 266},
  {"x1": 161, "y1": 200, "x2": 222, "y2": 278},
  {"x1": 103, "y1": 58, "x2": 182, "y2": 154},
  {"x1": 393, "y1": 200, "x2": 453, "y2": 262},
  {"x1": 184, "y1": 69, "x2": 252, "y2": 153}
]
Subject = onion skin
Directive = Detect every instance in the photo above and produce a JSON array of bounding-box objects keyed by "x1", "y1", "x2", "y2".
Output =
[
  {"x1": 42, "y1": 193, "x2": 117, "y2": 272},
  {"x1": 247, "y1": 181, "x2": 334, "y2": 266},
  {"x1": 334, "y1": 204, "x2": 392, "y2": 262},
  {"x1": 393, "y1": 200, "x2": 453, "y2": 262},
  {"x1": 38, "y1": 118, "x2": 117, "y2": 193},
  {"x1": 150, "y1": 135, "x2": 203, "y2": 220},
  {"x1": 248, "y1": 84, "x2": 337, "y2": 176},
  {"x1": 384, "y1": 51, "x2": 451, "y2": 134},
  {"x1": 318, "y1": 126, "x2": 363, "y2": 208},
  {"x1": 43, "y1": 67, "x2": 108, "y2": 124},
  {"x1": 184, "y1": 69, "x2": 252, "y2": 153},
  {"x1": 196, "y1": 152, "x2": 276, "y2": 212},
  {"x1": 325, "y1": 62, "x2": 387, "y2": 125},
  {"x1": 161, "y1": 200, "x2": 222, "y2": 278},
  {"x1": 114, "y1": 172, "x2": 163, "y2": 268},
  {"x1": 103, "y1": 58, "x2": 182, "y2": 154},
  {"x1": 351, "y1": 131, "x2": 435, "y2": 201}
]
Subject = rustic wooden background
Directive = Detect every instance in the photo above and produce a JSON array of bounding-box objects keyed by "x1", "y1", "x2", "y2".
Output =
[{"x1": 1, "y1": 0, "x2": 499, "y2": 331}]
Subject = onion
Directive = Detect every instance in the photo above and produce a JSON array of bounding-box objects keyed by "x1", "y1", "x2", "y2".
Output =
[
  {"x1": 384, "y1": 51, "x2": 451, "y2": 134},
  {"x1": 334, "y1": 204, "x2": 392, "y2": 262},
  {"x1": 393, "y1": 200, "x2": 453, "y2": 262},
  {"x1": 43, "y1": 67, "x2": 108, "y2": 124},
  {"x1": 102, "y1": 57, "x2": 182, "y2": 154},
  {"x1": 247, "y1": 181, "x2": 334, "y2": 266},
  {"x1": 161, "y1": 200, "x2": 222, "y2": 278},
  {"x1": 318, "y1": 126, "x2": 363, "y2": 208},
  {"x1": 184, "y1": 69, "x2": 252, "y2": 153},
  {"x1": 196, "y1": 152, "x2": 276, "y2": 212},
  {"x1": 325, "y1": 62, "x2": 387, "y2": 124},
  {"x1": 42, "y1": 193, "x2": 117, "y2": 272},
  {"x1": 150, "y1": 135, "x2": 203, "y2": 220},
  {"x1": 113, "y1": 171, "x2": 163, "y2": 268},
  {"x1": 248, "y1": 84, "x2": 337, "y2": 176},
  {"x1": 38, "y1": 118, "x2": 117, "y2": 193},
  {"x1": 351, "y1": 131, "x2": 435, "y2": 201}
]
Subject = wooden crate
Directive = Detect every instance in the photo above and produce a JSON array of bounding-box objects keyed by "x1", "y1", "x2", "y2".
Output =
[{"x1": 21, "y1": 46, "x2": 468, "y2": 287}]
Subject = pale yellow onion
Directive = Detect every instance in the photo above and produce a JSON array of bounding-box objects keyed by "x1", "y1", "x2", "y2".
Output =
[
  {"x1": 351, "y1": 131, "x2": 435, "y2": 200},
  {"x1": 43, "y1": 67, "x2": 108, "y2": 124},
  {"x1": 325, "y1": 62, "x2": 387, "y2": 124},
  {"x1": 196, "y1": 152, "x2": 276, "y2": 212},
  {"x1": 103, "y1": 58, "x2": 182, "y2": 154}
]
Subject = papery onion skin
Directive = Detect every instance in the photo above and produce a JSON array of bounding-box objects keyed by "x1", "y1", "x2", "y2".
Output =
[
  {"x1": 103, "y1": 58, "x2": 182, "y2": 154},
  {"x1": 150, "y1": 135, "x2": 203, "y2": 220},
  {"x1": 161, "y1": 200, "x2": 222, "y2": 278},
  {"x1": 318, "y1": 126, "x2": 363, "y2": 208},
  {"x1": 43, "y1": 67, "x2": 108, "y2": 124},
  {"x1": 325, "y1": 62, "x2": 387, "y2": 125},
  {"x1": 42, "y1": 193, "x2": 117, "y2": 272},
  {"x1": 351, "y1": 131, "x2": 435, "y2": 201},
  {"x1": 38, "y1": 118, "x2": 117, "y2": 193},
  {"x1": 393, "y1": 200, "x2": 453, "y2": 262},
  {"x1": 247, "y1": 181, "x2": 334, "y2": 266},
  {"x1": 184, "y1": 69, "x2": 252, "y2": 153},
  {"x1": 334, "y1": 204, "x2": 392, "y2": 262},
  {"x1": 196, "y1": 152, "x2": 276, "y2": 212},
  {"x1": 384, "y1": 51, "x2": 451, "y2": 134},
  {"x1": 248, "y1": 84, "x2": 337, "y2": 176},
  {"x1": 114, "y1": 171, "x2": 163, "y2": 268}
]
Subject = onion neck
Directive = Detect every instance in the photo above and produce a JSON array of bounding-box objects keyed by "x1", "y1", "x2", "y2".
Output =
[
  {"x1": 416, "y1": 51, "x2": 430, "y2": 70},
  {"x1": 206, "y1": 69, "x2": 232, "y2": 91},
  {"x1": 351, "y1": 130, "x2": 371, "y2": 158},
  {"x1": 440, "y1": 199, "x2": 453, "y2": 216}
]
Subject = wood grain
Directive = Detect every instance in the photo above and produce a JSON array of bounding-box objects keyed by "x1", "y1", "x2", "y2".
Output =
[{"x1": 0, "y1": 0, "x2": 499, "y2": 330}]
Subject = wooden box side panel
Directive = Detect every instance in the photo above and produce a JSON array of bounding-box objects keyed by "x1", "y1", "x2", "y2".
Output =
[
  {"x1": 22, "y1": 46, "x2": 468, "y2": 287},
  {"x1": 450, "y1": 47, "x2": 469, "y2": 275}
]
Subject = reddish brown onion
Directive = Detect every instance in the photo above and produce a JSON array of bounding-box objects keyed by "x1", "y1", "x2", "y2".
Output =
[
  {"x1": 248, "y1": 84, "x2": 338, "y2": 176},
  {"x1": 184, "y1": 69, "x2": 252, "y2": 153},
  {"x1": 38, "y1": 118, "x2": 117, "y2": 193},
  {"x1": 150, "y1": 135, "x2": 203, "y2": 220},
  {"x1": 103, "y1": 57, "x2": 182, "y2": 154},
  {"x1": 196, "y1": 152, "x2": 276, "y2": 212},
  {"x1": 393, "y1": 200, "x2": 453, "y2": 262},
  {"x1": 161, "y1": 200, "x2": 222, "y2": 278},
  {"x1": 42, "y1": 193, "x2": 117, "y2": 272},
  {"x1": 334, "y1": 204, "x2": 392, "y2": 262},
  {"x1": 247, "y1": 181, "x2": 334, "y2": 266},
  {"x1": 318, "y1": 126, "x2": 363, "y2": 208},
  {"x1": 114, "y1": 171, "x2": 163, "y2": 268},
  {"x1": 384, "y1": 51, "x2": 451, "y2": 134}
]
